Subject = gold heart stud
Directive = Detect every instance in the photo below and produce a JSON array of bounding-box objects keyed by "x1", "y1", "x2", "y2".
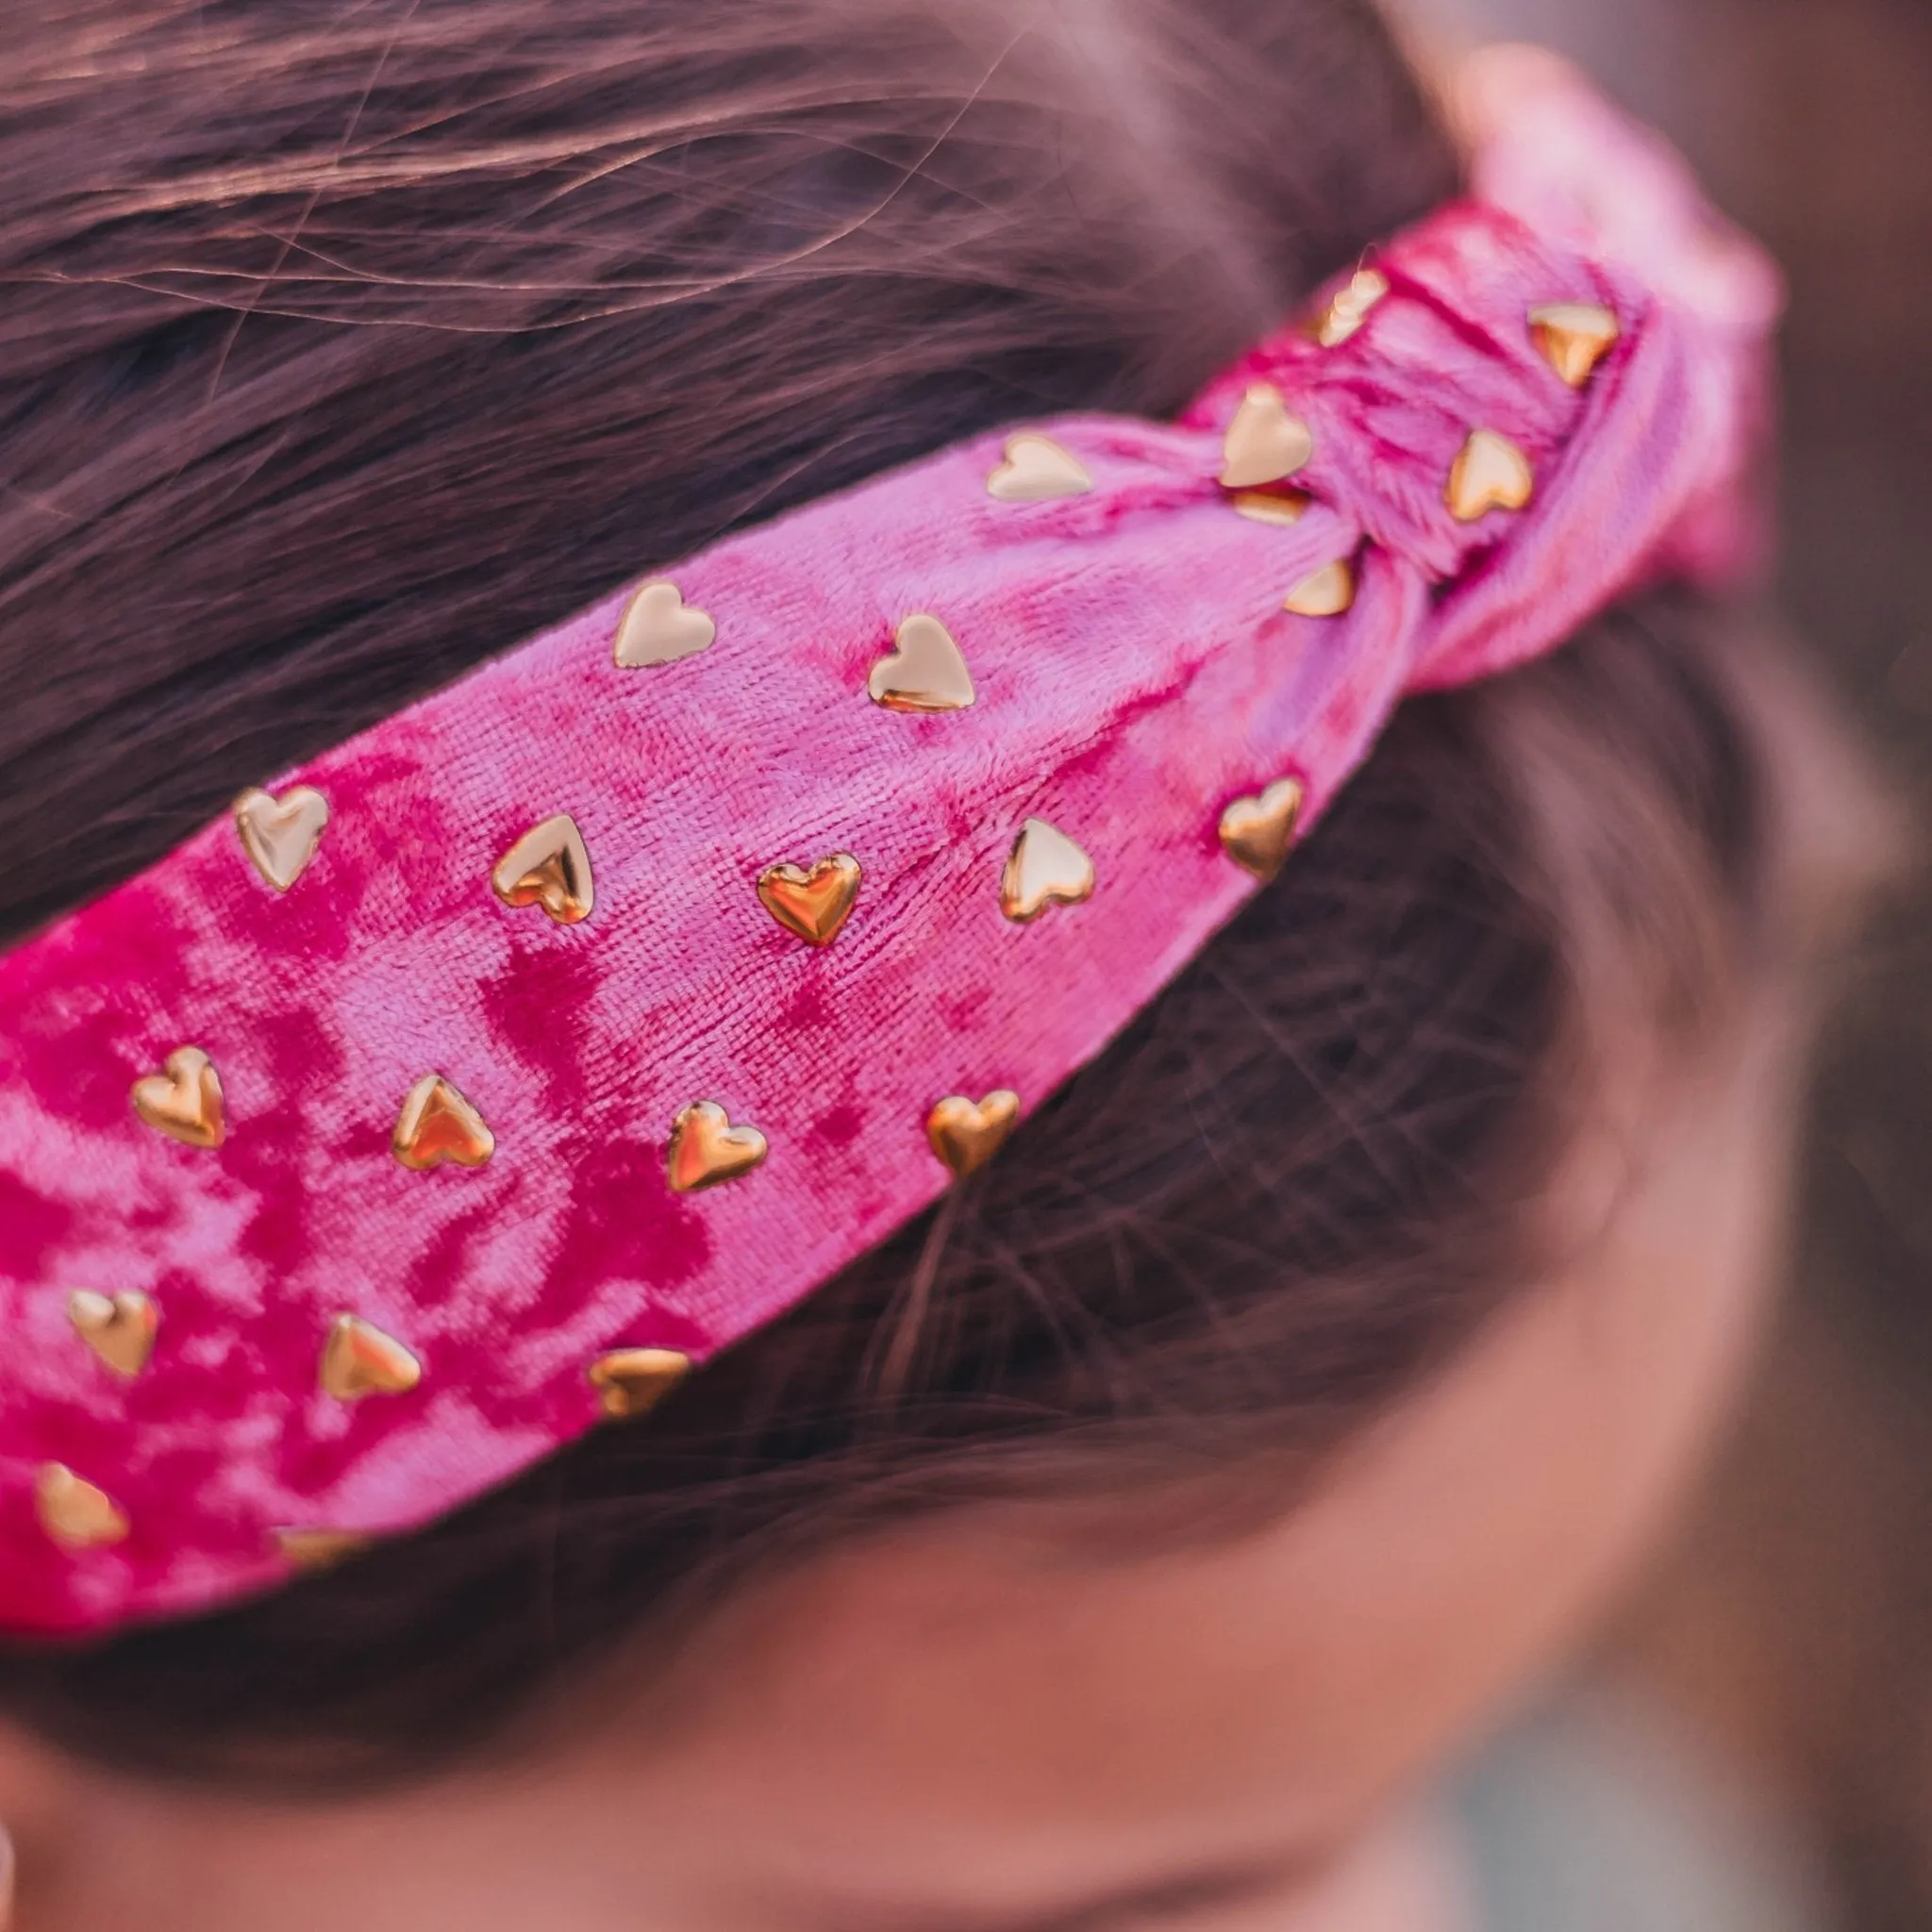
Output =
[
  {"x1": 986, "y1": 434, "x2": 1092, "y2": 503},
  {"x1": 1000, "y1": 817, "x2": 1095, "y2": 924},
  {"x1": 1219, "y1": 777, "x2": 1307, "y2": 881},
  {"x1": 587, "y1": 1347, "x2": 692, "y2": 1421},
  {"x1": 613, "y1": 579, "x2": 717, "y2": 670},
  {"x1": 492, "y1": 813, "x2": 594, "y2": 924},
  {"x1": 1308, "y1": 266, "x2": 1391, "y2": 347},
  {"x1": 235, "y1": 786, "x2": 329, "y2": 892},
  {"x1": 35, "y1": 1463, "x2": 128, "y2": 1551},
  {"x1": 1528, "y1": 302, "x2": 1621, "y2": 388},
  {"x1": 392, "y1": 1074, "x2": 494, "y2": 1172},
  {"x1": 925, "y1": 1091, "x2": 1021, "y2": 1178},
  {"x1": 132, "y1": 1046, "x2": 225, "y2": 1150},
  {"x1": 1220, "y1": 383, "x2": 1315, "y2": 490},
  {"x1": 1283, "y1": 558, "x2": 1357, "y2": 618},
  {"x1": 667, "y1": 1100, "x2": 768, "y2": 1193},
  {"x1": 1446, "y1": 429, "x2": 1535, "y2": 523},
  {"x1": 320, "y1": 1313, "x2": 422, "y2": 1401},
  {"x1": 273, "y1": 1527, "x2": 374, "y2": 1572},
  {"x1": 868, "y1": 613, "x2": 976, "y2": 714},
  {"x1": 68, "y1": 1290, "x2": 159, "y2": 1379},
  {"x1": 757, "y1": 852, "x2": 862, "y2": 947},
  {"x1": 1230, "y1": 487, "x2": 1311, "y2": 526}
]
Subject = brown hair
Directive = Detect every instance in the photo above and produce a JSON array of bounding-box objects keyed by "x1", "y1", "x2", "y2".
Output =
[{"x1": 0, "y1": 0, "x2": 1783, "y2": 1787}]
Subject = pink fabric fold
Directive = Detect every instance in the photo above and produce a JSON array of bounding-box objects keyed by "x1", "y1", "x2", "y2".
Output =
[{"x1": 0, "y1": 57, "x2": 1778, "y2": 1636}]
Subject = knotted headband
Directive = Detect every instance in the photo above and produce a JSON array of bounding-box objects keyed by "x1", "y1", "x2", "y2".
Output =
[{"x1": 0, "y1": 50, "x2": 1779, "y2": 1636}]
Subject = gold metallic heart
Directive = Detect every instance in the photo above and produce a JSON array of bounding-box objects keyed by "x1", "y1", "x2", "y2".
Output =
[
  {"x1": 35, "y1": 1463, "x2": 128, "y2": 1551},
  {"x1": 1229, "y1": 487, "x2": 1311, "y2": 526},
  {"x1": 1528, "y1": 301, "x2": 1621, "y2": 388},
  {"x1": 320, "y1": 1313, "x2": 422, "y2": 1401},
  {"x1": 1308, "y1": 267, "x2": 1390, "y2": 347},
  {"x1": 588, "y1": 1347, "x2": 692, "y2": 1421},
  {"x1": 1000, "y1": 817, "x2": 1095, "y2": 924},
  {"x1": 132, "y1": 1046, "x2": 225, "y2": 1150},
  {"x1": 868, "y1": 613, "x2": 976, "y2": 714},
  {"x1": 926, "y1": 1091, "x2": 1021, "y2": 1178},
  {"x1": 613, "y1": 579, "x2": 717, "y2": 670},
  {"x1": 757, "y1": 852, "x2": 862, "y2": 947},
  {"x1": 235, "y1": 786, "x2": 329, "y2": 892},
  {"x1": 1219, "y1": 383, "x2": 1315, "y2": 490},
  {"x1": 68, "y1": 1289, "x2": 159, "y2": 1379},
  {"x1": 492, "y1": 813, "x2": 594, "y2": 924},
  {"x1": 667, "y1": 1100, "x2": 768, "y2": 1193},
  {"x1": 986, "y1": 433, "x2": 1092, "y2": 503},
  {"x1": 1283, "y1": 558, "x2": 1357, "y2": 618},
  {"x1": 273, "y1": 1527, "x2": 374, "y2": 1572},
  {"x1": 392, "y1": 1074, "x2": 494, "y2": 1172},
  {"x1": 1446, "y1": 428, "x2": 1535, "y2": 523},
  {"x1": 1219, "y1": 777, "x2": 1307, "y2": 881}
]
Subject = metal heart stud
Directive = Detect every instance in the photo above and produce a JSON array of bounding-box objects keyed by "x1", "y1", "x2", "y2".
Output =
[
  {"x1": 926, "y1": 1091, "x2": 1021, "y2": 1178},
  {"x1": 320, "y1": 1314, "x2": 422, "y2": 1401},
  {"x1": 132, "y1": 1046, "x2": 225, "y2": 1150},
  {"x1": 1283, "y1": 558, "x2": 1357, "y2": 618},
  {"x1": 667, "y1": 1100, "x2": 768, "y2": 1193},
  {"x1": 613, "y1": 579, "x2": 716, "y2": 670},
  {"x1": 1446, "y1": 429, "x2": 1535, "y2": 523},
  {"x1": 1528, "y1": 302, "x2": 1621, "y2": 388},
  {"x1": 588, "y1": 1347, "x2": 692, "y2": 1421},
  {"x1": 1000, "y1": 817, "x2": 1095, "y2": 924},
  {"x1": 757, "y1": 852, "x2": 862, "y2": 947},
  {"x1": 35, "y1": 1463, "x2": 128, "y2": 1551},
  {"x1": 235, "y1": 786, "x2": 329, "y2": 892},
  {"x1": 392, "y1": 1074, "x2": 494, "y2": 1171},
  {"x1": 273, "y1": 1527, "x2": 373, "y2": 1572},
  {"x1": 1219, "y1": 777, "x2": 1306, "y2": 881},
  {"x1": 1308, "y1": 266, "x2": 1390, "y2": 347},
  {"x1": 868, "y1": 613, "x2": 976, "y2": 714},
  {"x1": 1219, "y1": 383, "x2": 1315, "y2": 490},
  {"x1": 68, "y1": 1290, "x2": 159, "y2": 1379},
  {"x1": 1230, "y1": 488, "x2": 1311, "y2": 526},
  {"x1": 986, "y1": 433, "x2": 1092, "y2": 503},
  {"x1": 492, "y1": 813, "x2": 594, "y2": 924}
]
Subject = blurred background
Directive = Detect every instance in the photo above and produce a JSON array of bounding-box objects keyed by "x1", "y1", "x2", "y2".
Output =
[{"x1": 1400, "y1": 1, "x2": 1932, "y2": 1926}]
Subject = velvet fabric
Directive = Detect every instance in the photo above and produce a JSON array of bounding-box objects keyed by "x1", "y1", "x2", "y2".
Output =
[{"x1": 0, "y1": 52, "x2": 1779, "y2": 1636}]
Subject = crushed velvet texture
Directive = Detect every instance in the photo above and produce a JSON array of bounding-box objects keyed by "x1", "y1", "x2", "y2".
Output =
[{"x1": 0, "y1": 56, "x2": 1779, "y2": 1635}]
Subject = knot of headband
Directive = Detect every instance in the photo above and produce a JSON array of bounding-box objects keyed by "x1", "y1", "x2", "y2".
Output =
[{"x1": 0, "y1": 52, "x2": 1779, "y2": 1636}]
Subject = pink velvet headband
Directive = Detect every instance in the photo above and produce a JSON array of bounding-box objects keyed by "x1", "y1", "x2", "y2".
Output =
[{"x1": 0, "y1": 51, "x2": 1779, "y2": 1637}]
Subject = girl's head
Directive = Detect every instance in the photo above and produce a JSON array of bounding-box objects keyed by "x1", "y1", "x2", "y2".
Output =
[{"x1": 0, "y1": 4, "x2": 1878, "y2": 1927}]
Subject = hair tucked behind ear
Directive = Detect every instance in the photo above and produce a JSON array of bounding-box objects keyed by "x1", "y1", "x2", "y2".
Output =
[{"x1": 0, "y1": 0, "x2": 1812, "y2": 1788}]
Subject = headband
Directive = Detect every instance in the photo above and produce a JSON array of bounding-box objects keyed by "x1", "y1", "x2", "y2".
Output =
[{"x1": 0, "y1": 50, "x2": 1779, "y2": 1637}]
